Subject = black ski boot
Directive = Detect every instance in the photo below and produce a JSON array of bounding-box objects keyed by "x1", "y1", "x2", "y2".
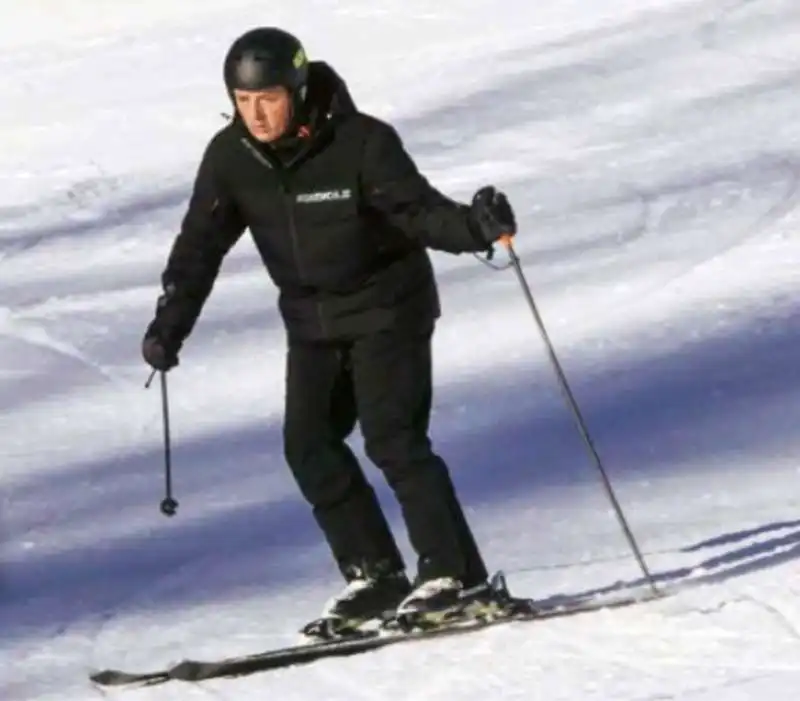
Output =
[
  {"x1": 301, "y1": 561, "x2": 411, "y2": 640},
  {"x1": 387, "y1": 571, "x2": 537, "y2": 632}
]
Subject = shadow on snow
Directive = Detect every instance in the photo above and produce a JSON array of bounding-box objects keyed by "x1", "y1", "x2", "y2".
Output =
[{"x1": 1, "y1": 296, "x2": 798, "y2": 644}]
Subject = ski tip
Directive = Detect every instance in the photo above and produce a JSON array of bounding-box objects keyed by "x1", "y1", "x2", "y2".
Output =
[
  {"x1": 89, "y1": 669, "x2": 116, "y2": 685},
  {"x1": 89, "y1": 668, "x2": 151, "y2": 686},
  {"x1": 89, "y1": 667, "x2": 171, "y2": 687}
]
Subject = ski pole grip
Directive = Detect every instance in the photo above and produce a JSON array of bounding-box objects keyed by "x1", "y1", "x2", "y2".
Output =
[{"x1": 498, "y1": 234, "x2": 514, "y2": 249}]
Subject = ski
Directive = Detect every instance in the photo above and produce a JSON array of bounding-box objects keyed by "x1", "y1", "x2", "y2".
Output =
[{"x1": 90, "y1": 582, "x2": 667, "y2": 688}]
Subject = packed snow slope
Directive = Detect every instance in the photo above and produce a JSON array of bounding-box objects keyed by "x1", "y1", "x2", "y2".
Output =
[{"x1": 2, "y1": 0, "x2": 800, "y2": 698}]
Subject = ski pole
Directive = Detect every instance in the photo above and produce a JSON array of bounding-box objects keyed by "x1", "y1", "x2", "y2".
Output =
[
  {"x1": 498, "y1": 235, "x2": 658, "y2": 593},
  {"x1": 145, "y1": 369, "x2": 179, "y2": 517}
]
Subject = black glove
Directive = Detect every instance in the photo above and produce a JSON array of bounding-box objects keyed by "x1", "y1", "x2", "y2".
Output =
[
  {"x1": 141, "y1": 283, "x2": 182, "y2": 372},
  {"x1": 468, "y1": 185, "x2": 517, "y2": 246},
  {"x1": 141, "y1": 323, "x2": 181, "y2": 372}
]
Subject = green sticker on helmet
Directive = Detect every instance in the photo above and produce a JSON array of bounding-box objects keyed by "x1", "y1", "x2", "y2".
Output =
[{"x1": 293, "y1": 48, "x2": 307, "y2": 68}]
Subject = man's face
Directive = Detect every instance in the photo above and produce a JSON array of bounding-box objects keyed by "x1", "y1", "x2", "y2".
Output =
[{"x1": 233, "y1": 86, "x2": 293, "y2": 143}]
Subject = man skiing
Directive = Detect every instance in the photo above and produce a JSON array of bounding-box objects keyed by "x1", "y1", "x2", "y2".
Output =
[{"x1": 141, "y1": 27, "x2": 518, "y2": 637}]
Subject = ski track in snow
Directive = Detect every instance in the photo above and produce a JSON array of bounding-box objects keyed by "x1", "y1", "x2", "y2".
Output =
[{"x1": 1, "y1": 0, "x2": 800, "y2": 699}]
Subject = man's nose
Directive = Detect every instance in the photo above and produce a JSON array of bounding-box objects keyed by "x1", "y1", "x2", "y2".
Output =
[{"x1": 254, "y1": 99, "x2": 267, "y2": 121}]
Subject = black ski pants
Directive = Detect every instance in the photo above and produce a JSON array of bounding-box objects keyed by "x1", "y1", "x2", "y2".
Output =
[{"x1": 282, "y1": 325, "x2": 488, "y2": 587}]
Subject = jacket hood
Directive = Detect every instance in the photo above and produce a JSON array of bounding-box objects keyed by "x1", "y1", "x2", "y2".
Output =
[{"x1": 303, "y1": 60, "x2": 357, "y2": 124}]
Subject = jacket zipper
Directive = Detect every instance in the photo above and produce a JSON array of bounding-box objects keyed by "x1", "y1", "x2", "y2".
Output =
[
  {"x1": 242, "y1": 136, "x2": 329, "y2": 338},
  {"x1": 281, "y1": 182, "x2": 306, "y2": 283},
  {"x1": 282, "y1": 181, "x2": 329, "y2": 337}
]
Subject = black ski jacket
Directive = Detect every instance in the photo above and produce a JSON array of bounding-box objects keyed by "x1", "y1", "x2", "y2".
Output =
[{"x1": 152, "y1": 61, "x2": 487, "y2": 344}]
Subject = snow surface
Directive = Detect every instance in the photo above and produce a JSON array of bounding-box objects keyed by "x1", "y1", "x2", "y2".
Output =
[{"x1": 2, "y1": 0, "x2": 800, "y2": 698}]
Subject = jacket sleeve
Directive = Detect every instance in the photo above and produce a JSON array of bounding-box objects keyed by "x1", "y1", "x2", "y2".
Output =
[
  {"x1": 153, "y1": 137, "x2": 246, "y2": 343},
  {"x1": 360, "y1": 120, "x2": 486, "y2": 254}
]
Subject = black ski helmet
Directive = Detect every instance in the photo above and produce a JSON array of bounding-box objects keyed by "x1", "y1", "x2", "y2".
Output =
[{"x1": 223, "y1": 27, "x2": 309, "y2": 101}]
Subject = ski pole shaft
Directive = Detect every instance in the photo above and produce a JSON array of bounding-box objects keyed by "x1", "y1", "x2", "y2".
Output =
[
  {"x1": 498, "y1": 235, "x2": 658, "y2": 592},
  {"x1": 159, "y1": 371, "x2": 178, "y2": 516},
  {"x1": 145, "y1": 369, "x2": 179, "y2": 517}
]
